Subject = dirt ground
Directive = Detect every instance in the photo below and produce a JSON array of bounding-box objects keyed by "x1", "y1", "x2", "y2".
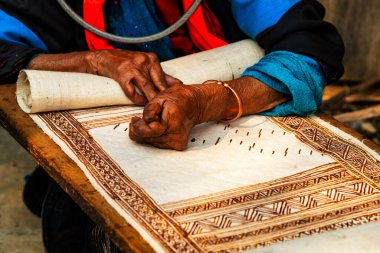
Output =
[{"x1": 0, "y1": 126, "x2": 43, "y2": 253}]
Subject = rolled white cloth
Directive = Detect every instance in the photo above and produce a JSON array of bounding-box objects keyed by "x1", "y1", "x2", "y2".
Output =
[{"x1": 16, "y1": 39, "x2": 264, "y2": 113}]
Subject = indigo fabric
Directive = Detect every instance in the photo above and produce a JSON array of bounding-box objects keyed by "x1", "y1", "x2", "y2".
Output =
[
  {"x1": 242, "y1": 51, "x2": 326, "y2": 116},
  {"x1": 104, "y1": 0, "x2": 175, "y2": 61}
]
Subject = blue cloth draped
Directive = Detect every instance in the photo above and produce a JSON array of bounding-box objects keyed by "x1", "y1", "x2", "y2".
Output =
[
  {"x1": 230, "y1": 0, "x2": 325, "y2": 116},
  {"x1": 242, "y1": 51, "x2": 326, "y2": 116}
]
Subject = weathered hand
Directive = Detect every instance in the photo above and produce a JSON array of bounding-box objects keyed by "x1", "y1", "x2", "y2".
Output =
[
  {"x1": 29, "y1": 50, "x2": 180, "y2": 105},
  {"x1": 129, "y1": 77, "x2": 290, "y2": 151},
  {"x1": 86, "y1": 50, "x2": 179, "y2": 105},
  {"x1": 129, "y1": 84, "x2": 201, "y2": 151}
]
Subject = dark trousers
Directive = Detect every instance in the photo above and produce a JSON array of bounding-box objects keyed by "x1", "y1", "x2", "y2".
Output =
[{"x1": 23, "y1": 166, "x2": 121, "y2": 253}]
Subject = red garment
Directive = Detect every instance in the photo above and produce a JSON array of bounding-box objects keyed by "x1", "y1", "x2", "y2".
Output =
[
  {"x1": 154, "y1": 0, "x2": 227, "y2": 55},
  {"x1": 154, "y1": 0, "x2": 198, "y2": 56},
  {"x1": 83, "y1": 0, "x2": 114, "y2": 50},
  {"x1": 82, "y1": 0, "x2": 228, "y2": 53},
  {"x1": 198, "y1": 1, "x2": 226, "y2": 42},
  {"x1": 181, "y1": 0, "x2": 227, "y2": 51}
]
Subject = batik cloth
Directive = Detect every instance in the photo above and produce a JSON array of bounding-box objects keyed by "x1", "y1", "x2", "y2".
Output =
[{"x1": 30, "y1": 105, "x2": 380, "y2": 252}]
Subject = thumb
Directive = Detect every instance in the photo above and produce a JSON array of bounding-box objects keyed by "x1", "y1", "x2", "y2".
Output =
[{"x1": 143, "y1": 101, "x2": 163, "y2": 123}]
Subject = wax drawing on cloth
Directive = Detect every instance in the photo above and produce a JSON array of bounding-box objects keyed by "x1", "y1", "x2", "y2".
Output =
[{"x1": 31, "y1": 105, "x2": 380, "y2": 252}]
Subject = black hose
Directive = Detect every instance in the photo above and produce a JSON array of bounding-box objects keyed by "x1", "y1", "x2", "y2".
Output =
[{"x1": 56, "y1": 0, "x2": 202, "y2": 44}]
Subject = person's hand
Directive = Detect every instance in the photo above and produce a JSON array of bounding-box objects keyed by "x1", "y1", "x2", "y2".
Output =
[
  {"x1": 128, "y1": 77, "x2": 290, "y2": 151},
  {"x1": 86, "y1": 50, "x2": 180, "y2": 105},
  {"x1": 129, "y1": 83, "x2": 201, "y2": 151},
  {"x1": 28, "y1": 50, "x2": 181, "y2": 105}
]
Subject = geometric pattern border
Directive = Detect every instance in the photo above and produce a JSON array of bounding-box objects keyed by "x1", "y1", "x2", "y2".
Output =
[{"x1": 37, "y1": 112, "x2": 380, "y2": 252}]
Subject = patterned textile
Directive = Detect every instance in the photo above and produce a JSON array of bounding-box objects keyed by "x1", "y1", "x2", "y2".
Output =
[{"x1": 30, "y1": 105, "x2": 380, "y2": 252}]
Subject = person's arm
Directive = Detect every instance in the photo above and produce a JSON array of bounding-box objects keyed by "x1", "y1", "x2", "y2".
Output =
[
  {"x1": 28, "y1": 51, "x2": 178, "y2": 105},
  {"x1": 0, "y1": 2, "x2": 174, "y2": 104},
  {"x1": 129, "y1": 77, "x2": 288, "y2": 150},
  {"x1": 129, "y1": 0, "x2": 345, "y2": 150}
]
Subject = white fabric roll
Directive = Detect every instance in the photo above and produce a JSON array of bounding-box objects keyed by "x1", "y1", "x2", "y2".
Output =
[{"x1": 16, "y1": 39, "x2": 264, "y2": 113}]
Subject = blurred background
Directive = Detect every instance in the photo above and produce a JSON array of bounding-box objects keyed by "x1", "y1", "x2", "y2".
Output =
[
  {"x1": 0, "y1": 127, "x2": 41, "y2": 252},
  {"x1": 320, "y1": 0, "x2": 380, "y2": 146}
]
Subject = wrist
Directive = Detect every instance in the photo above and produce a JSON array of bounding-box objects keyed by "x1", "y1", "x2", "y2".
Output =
[
  {"x1": 83, "y1": 51, "x2": 99, "y2": 74},
  {"x1": 27, "y1": 51, "x2": 94, "y2": 73},
  {"x1": 189, "y1": 82, "x2": 237, "y2": 124},
  {"x1": 181, "y1": 85, "x2": 205, "y2": 125}
]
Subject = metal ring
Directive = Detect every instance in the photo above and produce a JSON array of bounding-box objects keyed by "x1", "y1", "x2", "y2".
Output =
[{"x1": 56, "y1": 0, "x2": 202, "y2": 44}]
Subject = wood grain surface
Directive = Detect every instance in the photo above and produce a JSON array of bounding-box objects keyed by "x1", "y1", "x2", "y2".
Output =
[{"x1": 320, "y1": 0, "x2": 380, "y2": 81}]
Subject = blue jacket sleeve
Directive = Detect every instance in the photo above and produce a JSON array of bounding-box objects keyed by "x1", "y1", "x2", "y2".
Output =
[
  {"x1": 0, "y1": 9, "x2": 48, "y2": 51},
  {"x1": 231, "y1": 0, "x2": 301, "y2": 39},
  {"x1": 0, "y1": 9, "x2": 47, "y2": 83}
]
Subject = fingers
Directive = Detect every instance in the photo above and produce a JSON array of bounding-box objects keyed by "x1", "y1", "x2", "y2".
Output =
[
  {"x1": 165, "y1": 74, "x2": 183, "y2": 87},
  {"x1": 143, "y1": 102, "x2": 162, "y2": 122},
  {"x1": 128, "y1": 131, "x2": 173, "y2": 150},
  {"x1": 131, "y1": 72, "x2": 158, "y2": 101},
  {"x1": 150, "y1": 139, "x2": 187, "y2": 151},
  {"x1": 119, "y1": 70, "x2": 160, "y2": 105},
  {"x1": 128, "y1": 94, "x2": 191, "y2": 151},
  {"x1": 129, "y1": 114, "x2": 188, "y2": 151},
  {"x1": 129, "y1": 99, "x2": 167, "y2": 140},
  {"x1": 145, "y1": 52, "x2": 168, "y2": 92},
  {"x1": 119, "y1": 78, "x2": 147, "y2": 106},
  {"x1": 94, "y1": 50, "x2": 165, "y2": 104},
  {"x1": 129, "y1": 116, "x2": 167, "y2": 138},
  {"x1": 129, "y1": 127, "x2": 187, "y2": 151},
  {"x1": 149, "y1": 63, "x2": 168, "y2": 91}
]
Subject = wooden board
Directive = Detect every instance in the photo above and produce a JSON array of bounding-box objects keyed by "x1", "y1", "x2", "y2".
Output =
[
  {"x1": 319, "y1": 0, "x2": 380, "y2": 81},
  {"x1": 1, "y1": 83, "x2": 380, "y2": 252}
]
